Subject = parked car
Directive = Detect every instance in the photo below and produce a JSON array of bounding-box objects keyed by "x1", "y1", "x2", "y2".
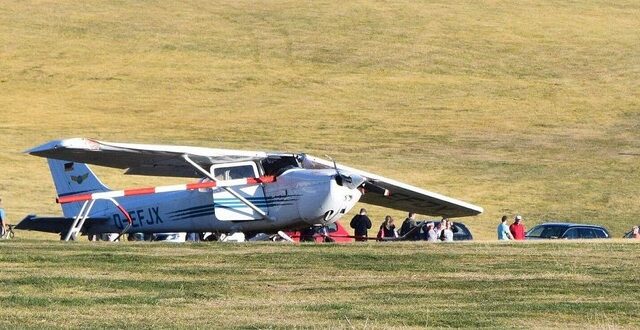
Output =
[
  {"x1": 525, "y1": 223, "x2": 610, "y2": 240},
  {"x1": 151, "y1": 232, "x2": 186, "y2": 242},
  {"x1": 420, "y1": 221, "x2": 474, "y2": 241},
  {"x1": 286, "y1": 221, "x2": 352, "y2": 243}
]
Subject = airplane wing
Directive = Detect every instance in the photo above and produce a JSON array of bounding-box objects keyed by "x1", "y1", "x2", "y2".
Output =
[
  {"x1": 26, "y1": 138, "x2": 269, "y2": 178},
  {"x1": 300, "y1": 155, "x2": 483, "y2": 218},
  {"x1": 26, "y1": 138, "x2": 483, "y2": 217}
]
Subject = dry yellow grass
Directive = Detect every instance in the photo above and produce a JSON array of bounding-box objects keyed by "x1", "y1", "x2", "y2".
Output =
[
  {"x1": 1, "y1": 0, "x2": 639, "y2": 240},
  {"x1": 0, "y1": 240, "x2": 638, "y2": 328}
]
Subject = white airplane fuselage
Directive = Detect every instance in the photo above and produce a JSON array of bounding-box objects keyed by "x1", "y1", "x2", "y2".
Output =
[
  {"x1": 19, "y1": 138, "x2": 483, "y2": 240},
  {"x1": 85, "y1": 168, "x2": 362, "y2": 235}
]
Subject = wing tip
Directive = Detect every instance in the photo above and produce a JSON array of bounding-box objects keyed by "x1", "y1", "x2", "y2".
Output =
[
  {"x1": 25, "y1": 139, "x2": 65, "y2": 155},
  {"x1": 25, "y1": 138, "x2": 98, "y2": 156}
]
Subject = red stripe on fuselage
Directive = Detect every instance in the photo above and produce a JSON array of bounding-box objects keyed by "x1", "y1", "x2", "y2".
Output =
[
  {"x1": 56, "y1": 176, "x2": 277, "y2": 204},
  {"x1": 186, "y1": 181, "x2": 218, "y2": 190},
  {"x1": 57, "y1": 193, "x2": 93, "y2": 204},
  {"x1": 124, "y1": 187, "x2": 156, "y2": 196},
  {"x1": 248, "y1": 176, "x2": 276, "y2": 184}
]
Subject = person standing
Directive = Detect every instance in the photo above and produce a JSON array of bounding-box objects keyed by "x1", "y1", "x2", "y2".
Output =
[
  {"x1": 434, "y1": 221, "x2": 444, "y2": 241},
  {"x1": 377, "y1": 215, "x2": 398, "y2": 240},
  {"x1": 424, "y1": 223, "x2": 438, "y2": 242},
  {"x1": 400, "y1": 212, "x2": 419, "y2": 240},
  {"x1": 0, "y1": 197, "x2": 6, "y2": 237},
  {"x1": 350, "y1": 208, "x2": 372, "y2": 242},
  {"x1": 497, "y1": 215, "x2": 513, "y2": 240},
  {"x1": 442, "y1": 220, "x2": 454, "y2": 242},
  {"x1": 509, "y1": 215, "x2": 526, "y2": 240}
]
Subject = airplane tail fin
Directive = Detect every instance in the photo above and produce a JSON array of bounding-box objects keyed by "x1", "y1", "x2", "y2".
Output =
[{"x1": 46, "y1": 159, "x2": 111, "y2": 217}]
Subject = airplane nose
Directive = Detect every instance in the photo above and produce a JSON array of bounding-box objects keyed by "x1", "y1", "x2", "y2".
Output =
[{"x1": 298, "y1": 174, "x2": 362, "y2": 225}]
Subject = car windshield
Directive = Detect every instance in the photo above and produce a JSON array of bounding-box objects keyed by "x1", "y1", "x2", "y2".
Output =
[
  {"x1": 526, "y1": 225, "x2": 566, "y2": 238},
  {"x1": 313, "y1": 223, "x2": 337, "y2": 234}
]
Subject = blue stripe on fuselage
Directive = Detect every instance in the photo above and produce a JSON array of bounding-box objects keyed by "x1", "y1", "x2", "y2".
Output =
[{"x1": 164, "y1": 195, "x2": 301, "y2": 222}]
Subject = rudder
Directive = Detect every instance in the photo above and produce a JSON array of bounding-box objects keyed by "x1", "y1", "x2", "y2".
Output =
[{"x1": 47, "y1": 159, "x2": 110, "y2": 217}]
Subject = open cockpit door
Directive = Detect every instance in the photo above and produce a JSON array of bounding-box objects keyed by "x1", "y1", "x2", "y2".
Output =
[{"x1": 210, "y1": 161, "x2": 269, "y2": 221}]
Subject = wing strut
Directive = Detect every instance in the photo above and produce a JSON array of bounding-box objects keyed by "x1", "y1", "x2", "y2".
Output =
[
  {"x1": 64, "y1": 200, "x2": 95, "y2": 241},
  {"x1": 63, "y1": 198, "x2": 133, "y2": 241},
  {"x1": 181, "y1": 155, "x2": 275, "y2": 221}
]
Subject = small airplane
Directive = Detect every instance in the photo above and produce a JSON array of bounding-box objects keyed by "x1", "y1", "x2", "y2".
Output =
[{"x1": 16, "y1": 138, "x2": 483, "y2": 241}]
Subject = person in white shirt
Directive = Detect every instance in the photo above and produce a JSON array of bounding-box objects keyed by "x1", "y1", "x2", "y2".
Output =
[
  {"x1": 497, "y1": 215, "x2": 513, "y2": 240},
  {"x1": 442, "y1": 219, "x2": 454, "y2": 242},
  {"x1": 424, "y1": 223, "x2": 438, "y2": 242}
]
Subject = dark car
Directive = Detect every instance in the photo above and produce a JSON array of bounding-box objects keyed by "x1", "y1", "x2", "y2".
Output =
[
  {"x1": 419, "y1": 221, "x2": 474, "y2": 241},
  {"x1": 526, "y1": 223, "x2": 610, "y2": 240}
]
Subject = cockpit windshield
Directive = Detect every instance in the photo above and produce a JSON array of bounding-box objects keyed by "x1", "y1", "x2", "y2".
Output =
[{"x1": 261, "y1": 155, "x2": 300, "y2": 176}]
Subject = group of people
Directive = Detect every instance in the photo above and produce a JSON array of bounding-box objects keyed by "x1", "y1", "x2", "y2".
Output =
[
  {"x1": 351, "y1": 211, "x2": 529, "y2": 242},
  {"x1": 497, "y1": 215, "x2": 526, "y2": 240},
  {"x1": 349, "y1": 208, "x2": 457, "y2": 242},
  {"x1": 420, "y1": 218, "x2": 456, "y2": 242}
]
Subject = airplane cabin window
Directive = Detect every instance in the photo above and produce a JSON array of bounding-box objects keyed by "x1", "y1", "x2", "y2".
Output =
[
  {"x1": 213, "y1": 165, "x2": 256, "y2": 180},
  {"x1": 261, "y1": 156, "x2": 300, "y2": 176}
]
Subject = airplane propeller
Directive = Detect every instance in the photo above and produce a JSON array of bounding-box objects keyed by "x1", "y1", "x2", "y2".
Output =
[{"x1": 325, "y1": 155, "x2": 366, "y2": 190}]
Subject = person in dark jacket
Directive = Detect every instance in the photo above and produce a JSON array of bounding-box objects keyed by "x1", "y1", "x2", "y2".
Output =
[
  {"x1": 350, "y1": 208, "x2": 372, "y2": 242},
  {"x1": 399, "y1": 212, "x2": 420, "y2": 240},
  {"x1": 377, "y1": 215, "x2": 398, "y2": 240}
]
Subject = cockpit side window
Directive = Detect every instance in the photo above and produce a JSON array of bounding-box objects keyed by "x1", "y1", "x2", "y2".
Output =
[{"x1": 211, "y1": 162, "x2": 258, "y2": 180}]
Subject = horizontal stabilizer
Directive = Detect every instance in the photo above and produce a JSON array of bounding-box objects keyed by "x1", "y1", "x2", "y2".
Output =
[{"x1": 15, "y1": 215, "x2": 109, "y2": 234}]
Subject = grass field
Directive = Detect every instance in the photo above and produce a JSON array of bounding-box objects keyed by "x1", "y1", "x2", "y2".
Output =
[
  {"x1": 2, "y1": 1, "x2": 639, "y2": 327},
  {"x1": 0, "y1": 239, "x2": 638, "y2": 328}
]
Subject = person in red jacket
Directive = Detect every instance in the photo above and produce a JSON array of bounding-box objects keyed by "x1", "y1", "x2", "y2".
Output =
[{"x1": 509, "y1": 215, "x2": 526, "y2": 240}]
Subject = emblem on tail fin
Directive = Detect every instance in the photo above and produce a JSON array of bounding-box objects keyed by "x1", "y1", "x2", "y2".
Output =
[{"x1": 71, "y1": 173, "x2": 89, "y2": 184}]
